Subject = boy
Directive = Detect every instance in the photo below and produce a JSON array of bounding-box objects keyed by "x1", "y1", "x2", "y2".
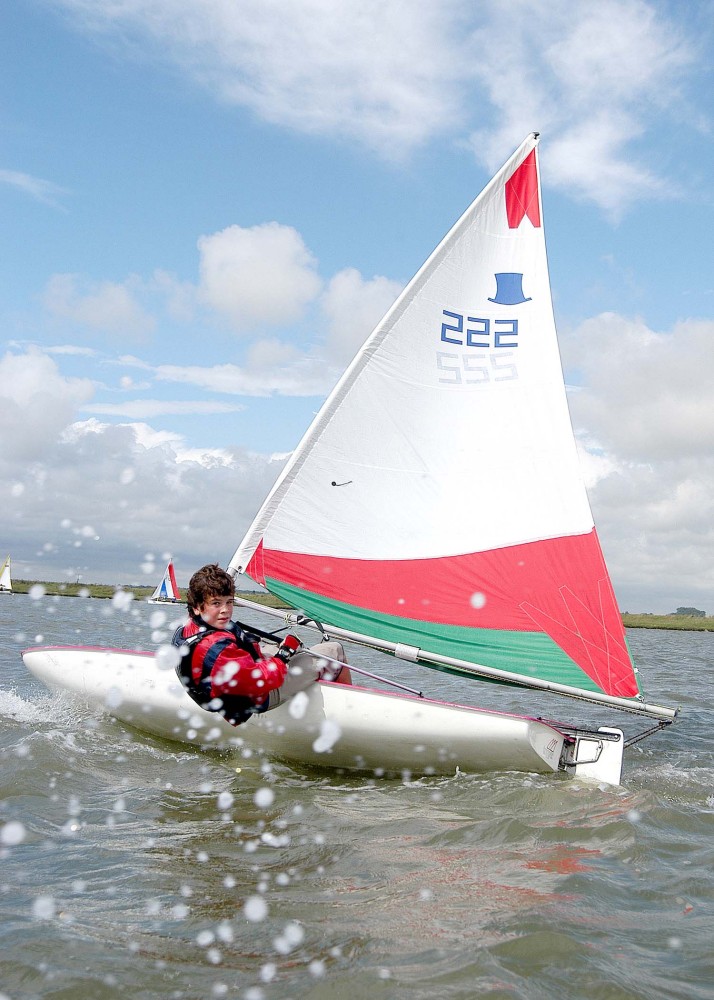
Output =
[{"x1": 172, "y1": 563, "x2": 351, "y2": 727}]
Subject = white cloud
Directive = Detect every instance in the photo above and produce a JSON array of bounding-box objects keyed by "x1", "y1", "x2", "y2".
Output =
[
  {"x1": 52, "y1": 0, "x2": 698, "y2": 212},
  {"x1": 81, "y1": 399, "x2": 246, "y2": 418},
  {"x1": 564, "y1": 313, "x2": 714, "y2": 460},
  {"x1": 320, "y1": 268, "x2": 402, "y2": 365},
  {"x1": 39, "y1": 223, "x2": 324, "y2": 341},
  {"x1": 465, "y1": 0, "x2": 694, "y2": 215},
  {"x1": 32, "y1": 222, "x2": 398, "y2": 403},
  {"x1": 4, "y1": 308, "x2": 714, "y2": 609},
  {"x1": 44, "y1": 344, "x2": 98, "y2": 357},
  {"x1": 0, "y1": 348, "x2": 94, "y2": 460},
  {"x1": 53, "y1": 0, "x2": 463, "y2": 157},
  {"x1": 43, "y1": 273, "x2": 156, "y2": 336},
  {"x1": 197, "y1": 223, "x2": 322, "y2": 331},
  {"x1": 155, "y1": 350, "x2": 336, "y2": 398},
  {"x1": 0, "y1": 168, "x2": 68, "y2": 208},
  {"x1": 561, "y1": 312, "x2": 714, "y2": 611},
  {"x1": 584, "y1": 455, "x2": 714, "y2": 614},
  {"x1": 544, "y1": 116, "x2": 671, "y2": 218},
  {"x1": 115, "y1": 354, "x2": 153, "y2": 371},
  {"x1": 150, "y1": 269, "x2": 196, "y2": 322},
  {"x1": 472, "y1": 0, "x2": 694, "y2": 216},
  {"x1": 2, "y1": 389, "x2": 281, "y2": 585}
]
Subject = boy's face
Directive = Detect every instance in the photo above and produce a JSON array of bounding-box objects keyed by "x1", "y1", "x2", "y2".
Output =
[{"x1": 196, "y1": 593, "x2": 234, "y2": 628}]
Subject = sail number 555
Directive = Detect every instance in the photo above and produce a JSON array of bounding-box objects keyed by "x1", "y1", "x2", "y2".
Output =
[{"x1": 437, "y1": 351, "x2": 517, "y2": 383}]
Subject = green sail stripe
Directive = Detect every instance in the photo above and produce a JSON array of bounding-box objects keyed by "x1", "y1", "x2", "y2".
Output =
[{"x1": 265, "y1": 577, "x2": 604, "y2": 695}]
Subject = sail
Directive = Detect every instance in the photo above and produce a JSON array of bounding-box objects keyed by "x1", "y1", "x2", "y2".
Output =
[
  {"x1": 149, "y1": 562, "x2": 181, "y2": 602},
  {"x1": 0, "y1": 555, "x2": 12, "y2": 593},
  {"x1": 228, "y1": 133, "x2": 641, "y2": 703}
]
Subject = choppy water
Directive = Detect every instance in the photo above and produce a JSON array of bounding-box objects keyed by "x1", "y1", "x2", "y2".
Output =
[{"x1": 1, "y1": 594, "x2": 713, "y2": 1000}]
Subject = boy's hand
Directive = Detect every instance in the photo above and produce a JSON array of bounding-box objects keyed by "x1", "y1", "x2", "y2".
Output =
[{"x1": 275, "y1": 634, "x2": 302, "y2": 663}]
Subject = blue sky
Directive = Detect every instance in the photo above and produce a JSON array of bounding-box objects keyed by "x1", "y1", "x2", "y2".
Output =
[{"x1": 1, "y1": 0, "x2": 714, "y2": 613}]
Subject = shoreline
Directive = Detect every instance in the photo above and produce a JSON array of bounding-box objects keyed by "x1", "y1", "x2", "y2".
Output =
[
  {"x1": 6, "y1": 579, "x2": 288, "y2": 609},
  {"x1": 5, "y1": 580, "x2": 713, "y2": 630}
]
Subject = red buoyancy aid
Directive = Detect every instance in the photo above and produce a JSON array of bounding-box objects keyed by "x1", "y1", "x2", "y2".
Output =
[{"x1": 172, "y1": 618, "x2": 287, "y2": 726}]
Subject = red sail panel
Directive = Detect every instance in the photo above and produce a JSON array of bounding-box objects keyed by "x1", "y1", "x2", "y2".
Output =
[
  {"x1": 246, "y1": 529, "x2": 637, "y2": 698},
  {"x1": 505, "y1": 150, "x2": 541, "y2": 229}
]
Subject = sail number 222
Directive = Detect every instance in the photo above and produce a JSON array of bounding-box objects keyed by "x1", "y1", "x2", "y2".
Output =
[{"x1": 437, "y1": 310, "x2": 518, "y2": 384}]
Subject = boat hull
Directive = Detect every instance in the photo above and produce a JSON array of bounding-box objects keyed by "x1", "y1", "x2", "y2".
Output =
[{"x1": 22, "y1": 645, "x2": 566, "y2": 777}]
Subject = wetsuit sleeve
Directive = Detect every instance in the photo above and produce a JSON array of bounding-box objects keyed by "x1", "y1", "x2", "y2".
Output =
[{"x1": 209, "y1": 647, "x2": 288, "y2": 703}]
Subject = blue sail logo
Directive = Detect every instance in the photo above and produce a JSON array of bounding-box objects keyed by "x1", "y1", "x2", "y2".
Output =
[{"x1": 488, "y1": 272, "x2": 531, "y2": 306}]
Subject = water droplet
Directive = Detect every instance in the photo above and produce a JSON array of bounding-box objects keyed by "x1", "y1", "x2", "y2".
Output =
[
  {"x1": 32, "y1": 895, "x2": 56, "y2": 920},
  {"x1": 288, "y1": 691, "x2": 309, "y2": 719},
  {"x1": 244, "y1": 895, "x2": 268, "y2": 922},
  {"x1": 254, "y1": 788, "x2": 274, "y2": 809},
  {"x1": 273, "y1": 921, "x2": 304, "y2": 954},
  {"x1": 313, "y1": 719, "x2": 342, "y2": 753},
  {"x1": 111, "y1": 590, "x2": 134, "y2": 611},
  {"x1": 155, "y1": 644, "x2": 180, "y2": 671},
  {"x1": 1, "y1": 820, "x2": 26, "y2": 845},
  {"x1": 259, "y1": 963, "x2": 277, "y2": 983},
  {"x1": 105, "y1": 687, "x2": 124, "y2": 709}
]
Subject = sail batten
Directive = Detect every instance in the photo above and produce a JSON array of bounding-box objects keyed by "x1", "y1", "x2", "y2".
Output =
[{"x1": 228, "y1": 133, "x2": 670, "y2": 716}]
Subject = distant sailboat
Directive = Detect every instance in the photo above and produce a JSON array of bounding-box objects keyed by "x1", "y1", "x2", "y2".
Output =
[
  {"x1": 0, "y1": 555, "x2": 12, "y2": 595},
  {"x1": 147, "y1": 561, "x2": 182, "y2": 604}
]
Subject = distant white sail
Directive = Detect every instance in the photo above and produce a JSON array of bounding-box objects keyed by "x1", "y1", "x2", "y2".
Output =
[{"x1": 0, "y1": 555, "x2": 12, "y2": 594}]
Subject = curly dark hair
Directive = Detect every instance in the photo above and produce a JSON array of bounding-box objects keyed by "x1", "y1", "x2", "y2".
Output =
[{"x1": 186, "y1": 563, "x2": 235, "y2": 612}]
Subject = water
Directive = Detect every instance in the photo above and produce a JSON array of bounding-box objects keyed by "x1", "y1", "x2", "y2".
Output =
[{"x1": 1, "y1": 594, "x2": 713, "y2": 1000}]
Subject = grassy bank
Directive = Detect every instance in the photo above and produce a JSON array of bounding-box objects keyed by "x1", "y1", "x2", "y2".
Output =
[
  {"x1": 8, "y1": 581, "x2": 713, "y2": 629},
  {"x1": 10, "y1": 579, "x2": 289, "y2": 608},
  {"x1": 620, "y1": 613, "x2": 714, "y2": 631}
]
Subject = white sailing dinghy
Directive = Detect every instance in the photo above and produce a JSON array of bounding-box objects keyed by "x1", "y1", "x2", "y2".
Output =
[
  {"x1": 0, "y1": 555, "x2": 12, "y2": 595},
  {"x1": 147, "y1": 561, "x2": 182, "y2": 605},
  {"x1": 23, "y1": 134, "x2": 677, "y2": 784}
]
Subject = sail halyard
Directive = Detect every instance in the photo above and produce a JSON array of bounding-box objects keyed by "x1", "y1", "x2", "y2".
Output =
[{"x1": 228, "y1": 133, "x2": 674, "y2": 720}]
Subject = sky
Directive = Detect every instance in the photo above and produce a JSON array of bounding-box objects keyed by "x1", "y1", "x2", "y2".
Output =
[{"x1": 1, "y1": 0, "x2": 713, "y2": 613}]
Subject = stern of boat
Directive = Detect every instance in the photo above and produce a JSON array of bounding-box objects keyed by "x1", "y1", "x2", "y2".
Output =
[{"x1": 559, "y1": 727, "x2": 624, "y2": 786}]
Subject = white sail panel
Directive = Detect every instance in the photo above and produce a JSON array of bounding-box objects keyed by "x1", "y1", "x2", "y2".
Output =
[
  {"x1": 230, "y1": 133, "x2": 592, "y2": 569},
  {"x1": 0, "y1": 555, "x2": 12, "y2": 593}
]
